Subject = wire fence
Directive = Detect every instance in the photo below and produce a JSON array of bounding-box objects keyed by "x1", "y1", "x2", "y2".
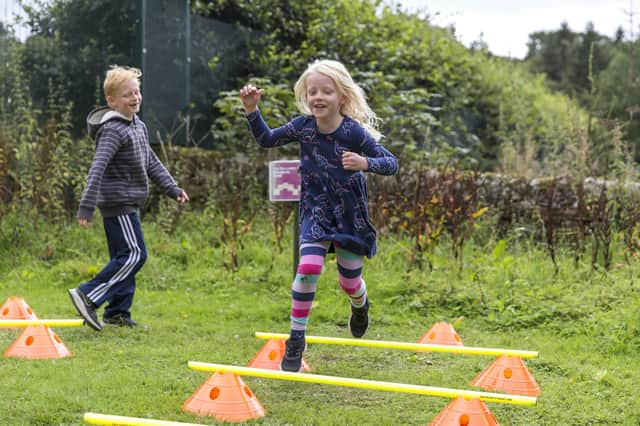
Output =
[{"x1": 1, "y1": 0, "x2": 249, "y2": 147}]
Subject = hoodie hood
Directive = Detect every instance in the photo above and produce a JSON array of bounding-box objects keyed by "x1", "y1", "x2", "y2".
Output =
[{"x1": 86, "y1": 106, "x2": 133, "y2": 140}]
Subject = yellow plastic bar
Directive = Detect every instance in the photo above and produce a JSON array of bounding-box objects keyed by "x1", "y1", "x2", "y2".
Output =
[
  {"x1": 187, "y1": 362, "x2": 537, "y2": 406},
  {"x1": 0, "y1": 319, "x2": 84, "y2": 327},
  {"x1": 255, "y1": 332, "x2": 539, "y2": 359},
  {"x1": 84, "y1": 412, "x2": 206, "y2": 426}
]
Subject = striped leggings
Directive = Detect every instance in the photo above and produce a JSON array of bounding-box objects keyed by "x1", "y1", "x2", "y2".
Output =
[{"x1": 290, "y1": 241, "x2": 367, "y2": 332}]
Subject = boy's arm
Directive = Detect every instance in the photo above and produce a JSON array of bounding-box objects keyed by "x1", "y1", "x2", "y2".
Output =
[
  {"x1": 146, "y1": 148, "x2": 184, "y2": 199},
  {"x1": 77, "y1": 128, "x2": 122, "y2": 222}
]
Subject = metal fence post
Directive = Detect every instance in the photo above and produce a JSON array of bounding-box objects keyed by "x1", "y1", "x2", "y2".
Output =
[{"x1": 293, "y1": 204, "x2": 299, "y2": 278}]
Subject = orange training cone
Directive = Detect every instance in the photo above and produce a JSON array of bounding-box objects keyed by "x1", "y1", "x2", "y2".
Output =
[
  {"x1": 4, "y1": 325, "x2": 72, "y2": 359},
  {"x1": 247, "y1": 339, "x2": 311, "y2": 372},
  {"x1": 471, "y1": 355, "x2": 541, "y2": 396},
  {"x1": 429, "y1": 397, "x2": 500, "y2": 426},
  {"x1": 182, "y1": 371, "x2": 266, "y2": 422},
  {"x1": 0, "y1": 297, "x2": 39, "y2": 321},
  {"x1": 417, "y1": 322, "x2": 464, "y2": 348}
]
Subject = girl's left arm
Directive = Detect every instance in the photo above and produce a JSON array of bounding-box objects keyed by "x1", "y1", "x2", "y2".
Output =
[{"x1": 359, "y1": 133, "x2": 399, "y2": 176}]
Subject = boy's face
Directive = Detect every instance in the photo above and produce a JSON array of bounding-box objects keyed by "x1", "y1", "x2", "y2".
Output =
[{"x1": 107, "y1": 78, "x2": 141, "y2": 120}]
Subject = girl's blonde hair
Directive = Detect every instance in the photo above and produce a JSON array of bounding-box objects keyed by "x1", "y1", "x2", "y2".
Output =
[
  {"x1": 294, "y1": 60, "x2": 381, "y2": 140},
  {"x1": 103, "y1": 65, "x2": 142, "y2": 98}
]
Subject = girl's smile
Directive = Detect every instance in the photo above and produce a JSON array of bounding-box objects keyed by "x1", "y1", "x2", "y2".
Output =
[{"x1": 305, "y1": 71, "x2": 345, "y2": 132}]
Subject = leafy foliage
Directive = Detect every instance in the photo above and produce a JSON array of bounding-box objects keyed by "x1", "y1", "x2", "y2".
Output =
[
  {"x1": 20, "y1": 0, "x2": 139, "y2": 133},
  {"x1": 526, "y1": 22, "x2": 616, "y2": 102},
  {"x1": 524, "y1": 20, "x2": 640, "y2": 166},
  {"x1": 4, "y1": 0, "x2": 620, "y2": 175},
  {"x1": 3, "y1": 0, "x2": 640, "y2": 276},
  {"x1": 0, "y1": 39, "x2": 92, "y2": 223},
  {"x1": 195, "y1": 0, "x2": 584, "y2": 171}
]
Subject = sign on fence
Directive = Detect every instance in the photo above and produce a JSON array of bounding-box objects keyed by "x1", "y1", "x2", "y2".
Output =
[
  {"x1": 269, "y1": 160, "x2": 301, "y2": 276},
  {"x1": 269, "y1": 160, "x2": 301, "y2": 202}
]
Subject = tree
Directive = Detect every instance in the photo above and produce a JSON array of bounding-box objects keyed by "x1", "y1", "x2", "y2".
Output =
[
  {"x1": 198, "y1": 0, "x2": 583, "y2": 171},
  {"x1": 571, "y1": 22, "x2": 612, "y2": 104},
  {"x1": 596, "y1": 41, "x2": 640, "y2": 160},
  {"x1": 20, "y1": 0, "x2": 139, "y2": 133},
  {"x1": 526, "y1": 22, "x2": 579, "y2": 92},
  {"x1": 525, "y1": 21, "x2": 614, "y2": 102}
]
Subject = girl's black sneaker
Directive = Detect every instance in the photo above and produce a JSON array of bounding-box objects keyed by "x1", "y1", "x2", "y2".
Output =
[
  {"x1": 349, "y1": 299, "x2": 369, "y2": 338},
  {"x1": 280, "y1": 338, "x2": 306, "y2": 372}
]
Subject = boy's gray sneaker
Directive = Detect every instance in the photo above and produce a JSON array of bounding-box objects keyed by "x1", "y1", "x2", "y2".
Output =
[
  {"x1": 103, "y1": 313, "x2": 138, "y2": 327},
  {"x1": 68, "y1": 288, "x2": 102, "y2": 331},
  {"x1": 280, "y1": 338, "x2": 306, "y2": 372},
  {"x1": 349, "y1": 299, "x2": 369, "y2": 338}
]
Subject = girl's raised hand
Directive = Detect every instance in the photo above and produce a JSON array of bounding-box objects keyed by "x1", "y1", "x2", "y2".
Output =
[{"x1": 240, "y1": 84, "x2": 263, "y2": 114}]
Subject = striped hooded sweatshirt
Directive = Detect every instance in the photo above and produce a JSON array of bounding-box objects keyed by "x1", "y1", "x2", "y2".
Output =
[{"x1": 77, "y1": 106, "x2": 183, "y2": 221}]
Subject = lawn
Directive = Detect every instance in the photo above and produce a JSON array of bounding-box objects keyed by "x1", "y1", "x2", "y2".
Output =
[{"x1": 1, "y1": 211, "x2": 639, "y2": 425}]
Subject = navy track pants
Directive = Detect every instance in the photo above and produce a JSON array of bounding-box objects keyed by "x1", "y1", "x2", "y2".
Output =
[{"x1": 78, "y1": 212, "x2": 147, "y2": 319}]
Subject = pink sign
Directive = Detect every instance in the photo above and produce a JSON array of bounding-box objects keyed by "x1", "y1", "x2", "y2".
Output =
[{"x1": 269, "y1": 160, "x2": 301, "y2": 202}]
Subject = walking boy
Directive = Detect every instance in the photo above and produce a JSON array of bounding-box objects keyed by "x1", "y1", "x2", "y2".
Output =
[{"x1": 69, "y1": 65, "x2": 189, "y2": 331}]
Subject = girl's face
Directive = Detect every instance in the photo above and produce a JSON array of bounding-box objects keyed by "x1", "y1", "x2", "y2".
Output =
[
  {"x1": 107, "y1": 78, "x2": 142, "y2": 120},
  {"x1": 305, "y1": 72, "x2": 345, "y2": 122}
]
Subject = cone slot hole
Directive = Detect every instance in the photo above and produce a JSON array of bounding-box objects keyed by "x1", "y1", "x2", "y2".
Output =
[
  {"x1": 27, "y1": 307, "x2": 33, "y2": 314},
  {"x1": 268, "y1": 350, "x2": 277, "y2": 361},
  {"x1": 54, "y1": 335, "x2": 62, "y2": 344},
  {"x1": 503, "y1": 368, "x2": 513, "y2": 379},
  {"x1": 25, "y1": 336, "x2": 34, "y2": 346},
  {"x1": 459, "y1": 413, "x2": 470, "y2": 425},
  {"x1": 243, "y1": 386, "x2": 253, "y2": 398},
  {"x1": 209, "y1": 387, "x2": 220, "y2": 400},
  {"x1": 1, "y1": 307, "x2": 8, "y2": 316}
]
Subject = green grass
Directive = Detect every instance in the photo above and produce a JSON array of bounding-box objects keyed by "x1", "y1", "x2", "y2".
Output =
[{"x1": 1, "y1": 211, "x2": 640, "y2": 425}]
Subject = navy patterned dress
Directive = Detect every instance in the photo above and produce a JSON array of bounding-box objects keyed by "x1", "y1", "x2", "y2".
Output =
[{"x1": 247, "y1": 110, "x2": 399, "y2": 258}]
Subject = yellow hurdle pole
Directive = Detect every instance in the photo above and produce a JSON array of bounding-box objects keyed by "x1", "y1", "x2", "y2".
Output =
[
  {"x1": 84, "y1": 412, "x2": 207, "y2": 426},
  {"x1": 188, "y1": 362, "x2": 537, "y2": 406},
  {"x1": 0, "y1": 319, "x2": 84, "y2": 327},
  {"x1": 255, "y1": 332, "x2": 539, "y2": 359}
]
